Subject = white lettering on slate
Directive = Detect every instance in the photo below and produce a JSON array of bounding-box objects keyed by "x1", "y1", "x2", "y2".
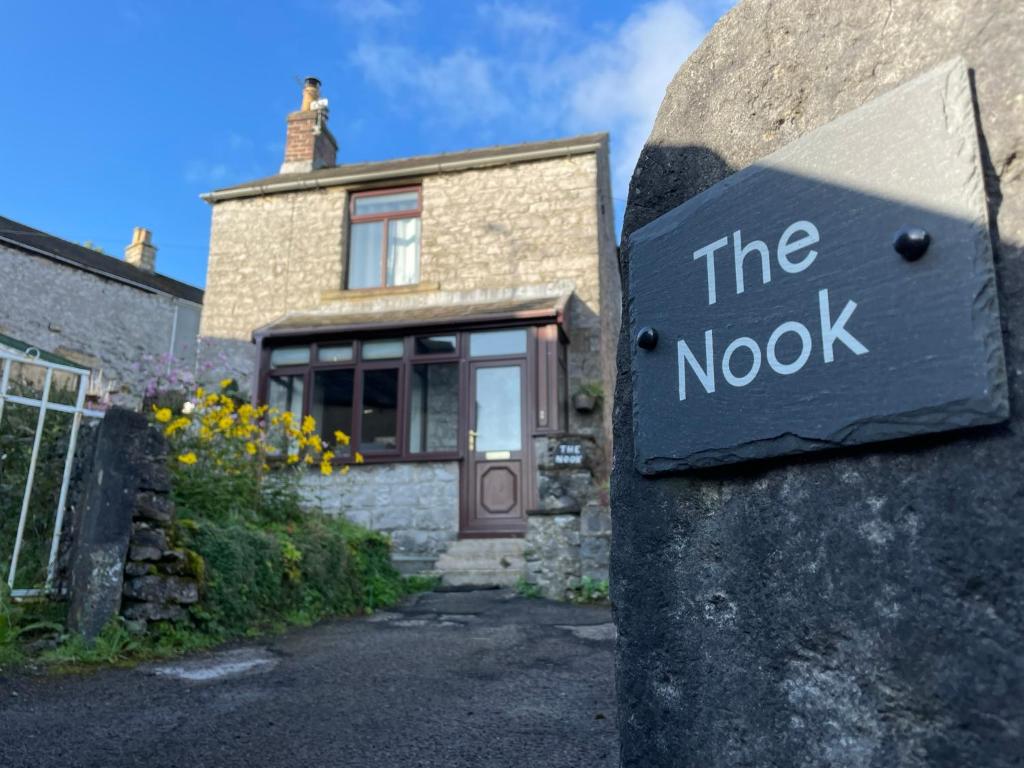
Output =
[
  {"x1": 677, "y1": 221, "x2": 868, "y2": 400},
  {"x1": 554, "y1": 444, "x2": 584, "y2": 465}
]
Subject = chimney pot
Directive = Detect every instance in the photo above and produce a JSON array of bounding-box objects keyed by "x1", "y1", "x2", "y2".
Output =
[{"x1": 301, "y1": 77, "x2": 321, "y2": 111}]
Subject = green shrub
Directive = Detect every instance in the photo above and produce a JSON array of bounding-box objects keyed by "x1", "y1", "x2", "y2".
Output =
[{"x1": 176, "y1": 513, "x2": 407, "y2": 639}]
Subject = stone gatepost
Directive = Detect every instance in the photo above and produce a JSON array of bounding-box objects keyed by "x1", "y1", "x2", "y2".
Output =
[
  {"x1": 66, "y1": 408, "x2": 198, "y2": 639},
  {"x1": 611, "y1": 2, "x2": 1024, "y2": 767}
]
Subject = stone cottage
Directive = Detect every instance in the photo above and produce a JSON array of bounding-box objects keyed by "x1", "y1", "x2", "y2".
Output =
[
  {"x1": 0, "y1": 217, "x2": 203, "y2": 405},
  {"x1": 199, "y1": 78, "x2": 619, "y2": 590}
]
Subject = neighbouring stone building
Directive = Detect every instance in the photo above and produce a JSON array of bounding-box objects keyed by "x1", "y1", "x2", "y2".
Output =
[
  {"x1": 200, "y1": 78, "x2": 619, "y2": 589},
  {"x1": 0, "y1": 217, "x2": 203, "y2": 405}
]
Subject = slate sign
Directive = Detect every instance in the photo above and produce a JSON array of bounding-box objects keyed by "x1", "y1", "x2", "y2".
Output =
[{"x1": 629, "y1": 58, "x2": 1008, "y2": 474}]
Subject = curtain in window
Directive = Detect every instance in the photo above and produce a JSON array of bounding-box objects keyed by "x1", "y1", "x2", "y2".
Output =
[
  {"x1": 349, "y1": 222, "x2": 383, "y2": 289},
  {"x1": 387, "y1": 217, "x2": 420, "y2": 286}
]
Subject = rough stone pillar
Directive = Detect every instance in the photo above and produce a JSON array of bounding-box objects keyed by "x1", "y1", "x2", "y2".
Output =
[
  {"x1": 612, "y1": 2, "x2": 1023, "y2": 766},
  {"x1": 66, "y1": 409, "x2": 162, "y2": 639}
]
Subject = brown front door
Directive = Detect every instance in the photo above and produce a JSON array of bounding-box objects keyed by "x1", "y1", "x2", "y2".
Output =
[{"x1": 462, "y1": 360, "x2": 527, "y2": 536}]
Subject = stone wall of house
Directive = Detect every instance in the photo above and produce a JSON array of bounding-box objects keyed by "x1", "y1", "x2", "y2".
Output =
[
  {"x1": 198, "y1": 148, "x2": 620, "y2": 445},
  {"x1": 0, "y1": 242, "x2": 201, "y2": 406},
  {"x1": 300, "y1": 461, "x2": 460, "y2": 573}
]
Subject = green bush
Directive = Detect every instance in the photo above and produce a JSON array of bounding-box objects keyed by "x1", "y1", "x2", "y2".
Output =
[{"x1": 176, "y1": 512, "x2": 408, "y2": 639}]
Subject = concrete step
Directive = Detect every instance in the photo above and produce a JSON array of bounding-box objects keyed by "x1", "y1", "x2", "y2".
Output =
[{"x1": 435, "y1": 538, "x2": 526, "y2": 587}]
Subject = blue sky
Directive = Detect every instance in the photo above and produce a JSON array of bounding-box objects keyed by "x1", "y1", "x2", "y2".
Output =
[{"x1": 0, "y1": 0, "x2": 733, "y2": 288}]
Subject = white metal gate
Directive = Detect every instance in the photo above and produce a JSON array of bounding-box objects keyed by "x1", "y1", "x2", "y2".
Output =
[{"x1": 0, "y1": 346, "x2": 104, "y2": 599}]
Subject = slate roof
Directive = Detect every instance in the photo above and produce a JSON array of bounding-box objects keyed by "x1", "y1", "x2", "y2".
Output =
[
  {"x1": 0, "y1": 215, "x2": 204, "y2": 304},
  {"x1": 202, "y1": 133, "x2": 608, "y2": 203},
  {"x1": 254, "y1": 294, "x2": 570, "y2": 340}
]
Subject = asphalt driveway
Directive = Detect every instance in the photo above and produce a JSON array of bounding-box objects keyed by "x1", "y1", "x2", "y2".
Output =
[{"x1": 0, "y1": 589, "x2": 617, "y2": 767}]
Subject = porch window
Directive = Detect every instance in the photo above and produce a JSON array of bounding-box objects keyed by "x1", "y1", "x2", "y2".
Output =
[
  {"x1": 409, "y1": 363, "x2": 459, "y2": 453},
  {"x1": 260, "y1": 323, "x2": 564, "y2": 463},
  {"x1": 347, "y1": 188, "x2": 421, "y2": 289},
  {"x1": 360, "y1": 368, "x2": 400, "y2": 452}
]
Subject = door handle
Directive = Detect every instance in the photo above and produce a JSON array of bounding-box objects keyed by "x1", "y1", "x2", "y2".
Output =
[{"x1": 468, "y1": 430, "x2": 477, "y2": 452}]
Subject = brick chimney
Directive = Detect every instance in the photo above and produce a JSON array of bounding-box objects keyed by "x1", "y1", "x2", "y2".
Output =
[
  {"x1": 280, "y1": 77, "x2": 337, "y2": 174},
  {"x1": 124, "y1": 227, "x2": 157, "y2": 272}
]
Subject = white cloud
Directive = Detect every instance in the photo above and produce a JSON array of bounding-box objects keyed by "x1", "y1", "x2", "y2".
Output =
[
  {"x1": 184, "y1": 160, "x2": 229, "y2": 185},
  {"x1": 477, "y1": 3, "x2": 562, "y2": 34},
  {"x1": 351, "y1": 43, "x2": 512, "y2": 125},
  {"x1": 566, "y1": 1, "x2": 706, "y2": 189},
  {"x1": 335, "y1": 0, "x2": 409, "y2": 22}
]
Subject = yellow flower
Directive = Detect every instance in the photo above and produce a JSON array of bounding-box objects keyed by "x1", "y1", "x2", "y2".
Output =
[
  {"x1": 320, "y1": 461, "x2": 334, "y2": 477},
  {"x1": 307, "y1": 434, "x2": 323, "y2": 453},
  {"x1": 340, "y1": 465, "x2": 350, "y2": 475},
  {"x1": 301, "y1": 415, "x2": 316, "y2": 435},
  {"x1": 218, "y1": 416, "x2": 233, "y2": 431},
  {"x1": 281, "y1": 411, "x2": 294, "y2": 426},
  {"x1": 334, "y1": 430, "x2": 350, "y2": 446},
  {"x1": 286, "y1": 453, "x2": 300, "y2": 465},
  {"x1": 238, "y1": 403, "x2": 254, "y2": 422},
  {"x1": 199, "y1": 425, "x2": 213, "y2": 441},
  {"x1": 196, "y1": 386, "x2": 205, "y2": 399},
  {"x1": 220, "y1": 378, "x2": 233, "y2": 390},
  {"x1": 355, "y1": 451, "x2": 365, "y2": 464},
  {"x1": 177, "y1": 452, "x2": 197, "y2": 465},
  {"x1": 245, "y1": 442, "x2": 257, "y2": 456},
  {"x1": 164, "y1": 417, "x2": 191, "y2": 437},
  {"x1": 154, "y1": 407, "x2": 172, "y2": 423},
  {"x1": 206, "y1": 393, "x2": 219, "y2": 406},
  {"x1": 304, "y1": 454, "x2": 315, "y2": 465},
  {"x1": 321, "y1": 450, "x2": 334, "y2": 463}
]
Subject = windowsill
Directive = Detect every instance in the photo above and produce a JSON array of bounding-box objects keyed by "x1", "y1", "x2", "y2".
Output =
[{"x1": 321, "y1": 282, "x2": 440, "y2": 302}]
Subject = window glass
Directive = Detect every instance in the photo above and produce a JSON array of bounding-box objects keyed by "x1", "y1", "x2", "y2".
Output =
[
  {"x1": 354, "y1": 191, "x2": 418, "y2": 216},
  {"x1": 269, "y1": 346, "x2": 309, "y2": 367},
  {"x1": 414, "y1": 335, "x2": 457, "y2": 355},
  {"x1": 409, "y1": 363, "x2": 459, "y2": 453},
  {"x1": 386, "y1": 218, "x2": 420, "y2": 286},
  {"x1": 469, "y1": 329, "x2": 528, "y2": 358},
  {"x1": 361, "y1": 369, "x2": 399, "y2": 451},
  {"x1": 348, "y1": 222, "x2": 383, "y2": 289},
  {"x1": 362, "y1": 339, "x2": 404, "y2": 360},
  {"x1": 312, "y1": 370, "x2": 354, "y2": 450},
  {"x1": 474, "y1": 366, "x2": 521, "y2": 452},
  {"x1": 317, "y1": 344, "x2": 353, "y2": 363},
  {"x1": 268, "y1": 374, "x2": 304, "y2": 452}
]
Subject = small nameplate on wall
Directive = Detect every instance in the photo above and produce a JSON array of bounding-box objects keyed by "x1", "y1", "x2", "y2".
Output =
[
  {"x1": 553, "y1": 443, "x2": 585, "y2": 466},
  {"x1": 485, "y1": 451, "x2": 512, "y2": 460},
  {"x1": 628, "y1": 58, "x2": 1008, "y2": 474}
]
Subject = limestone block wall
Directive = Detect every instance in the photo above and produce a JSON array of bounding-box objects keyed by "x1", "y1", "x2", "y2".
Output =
[
  {"x1": 0, "y1": 243, "x2": 201, "y2": 406},
  {"x1": 199, "y1": 149, "x2": 620, "y2": 442},
  {"x1": 300, "y1": 461, "x2": 459, "y2": 571}
]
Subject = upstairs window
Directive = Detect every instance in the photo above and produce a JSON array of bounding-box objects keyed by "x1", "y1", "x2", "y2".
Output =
[{"x1": 347, "y1": 188, "x2": 421, "y2": 289}]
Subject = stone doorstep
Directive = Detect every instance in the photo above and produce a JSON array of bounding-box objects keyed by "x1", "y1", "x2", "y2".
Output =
[{"x1": 434, "y1": 537, "x2": 527, "y2": 588}]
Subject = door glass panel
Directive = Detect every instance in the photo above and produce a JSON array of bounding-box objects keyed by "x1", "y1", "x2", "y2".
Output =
[
  {"x1": 362, "y1": 339, "x2": 404, "y2": 360},
  {"x1": 474, "y1": 366, "x2": 521, "y2": 452},
  {"x1": 361, "y1": 369, "x2": 399, "y2": 451},
  {"x1": 409, "y1": 363, "x2": 459, "y2": 453},
  {"x1": 469, "y1": 329, "x2": 527, "y2": 358},
  {"x1": 312, "y1": 370, "x2": 354, "y2": 450}
]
